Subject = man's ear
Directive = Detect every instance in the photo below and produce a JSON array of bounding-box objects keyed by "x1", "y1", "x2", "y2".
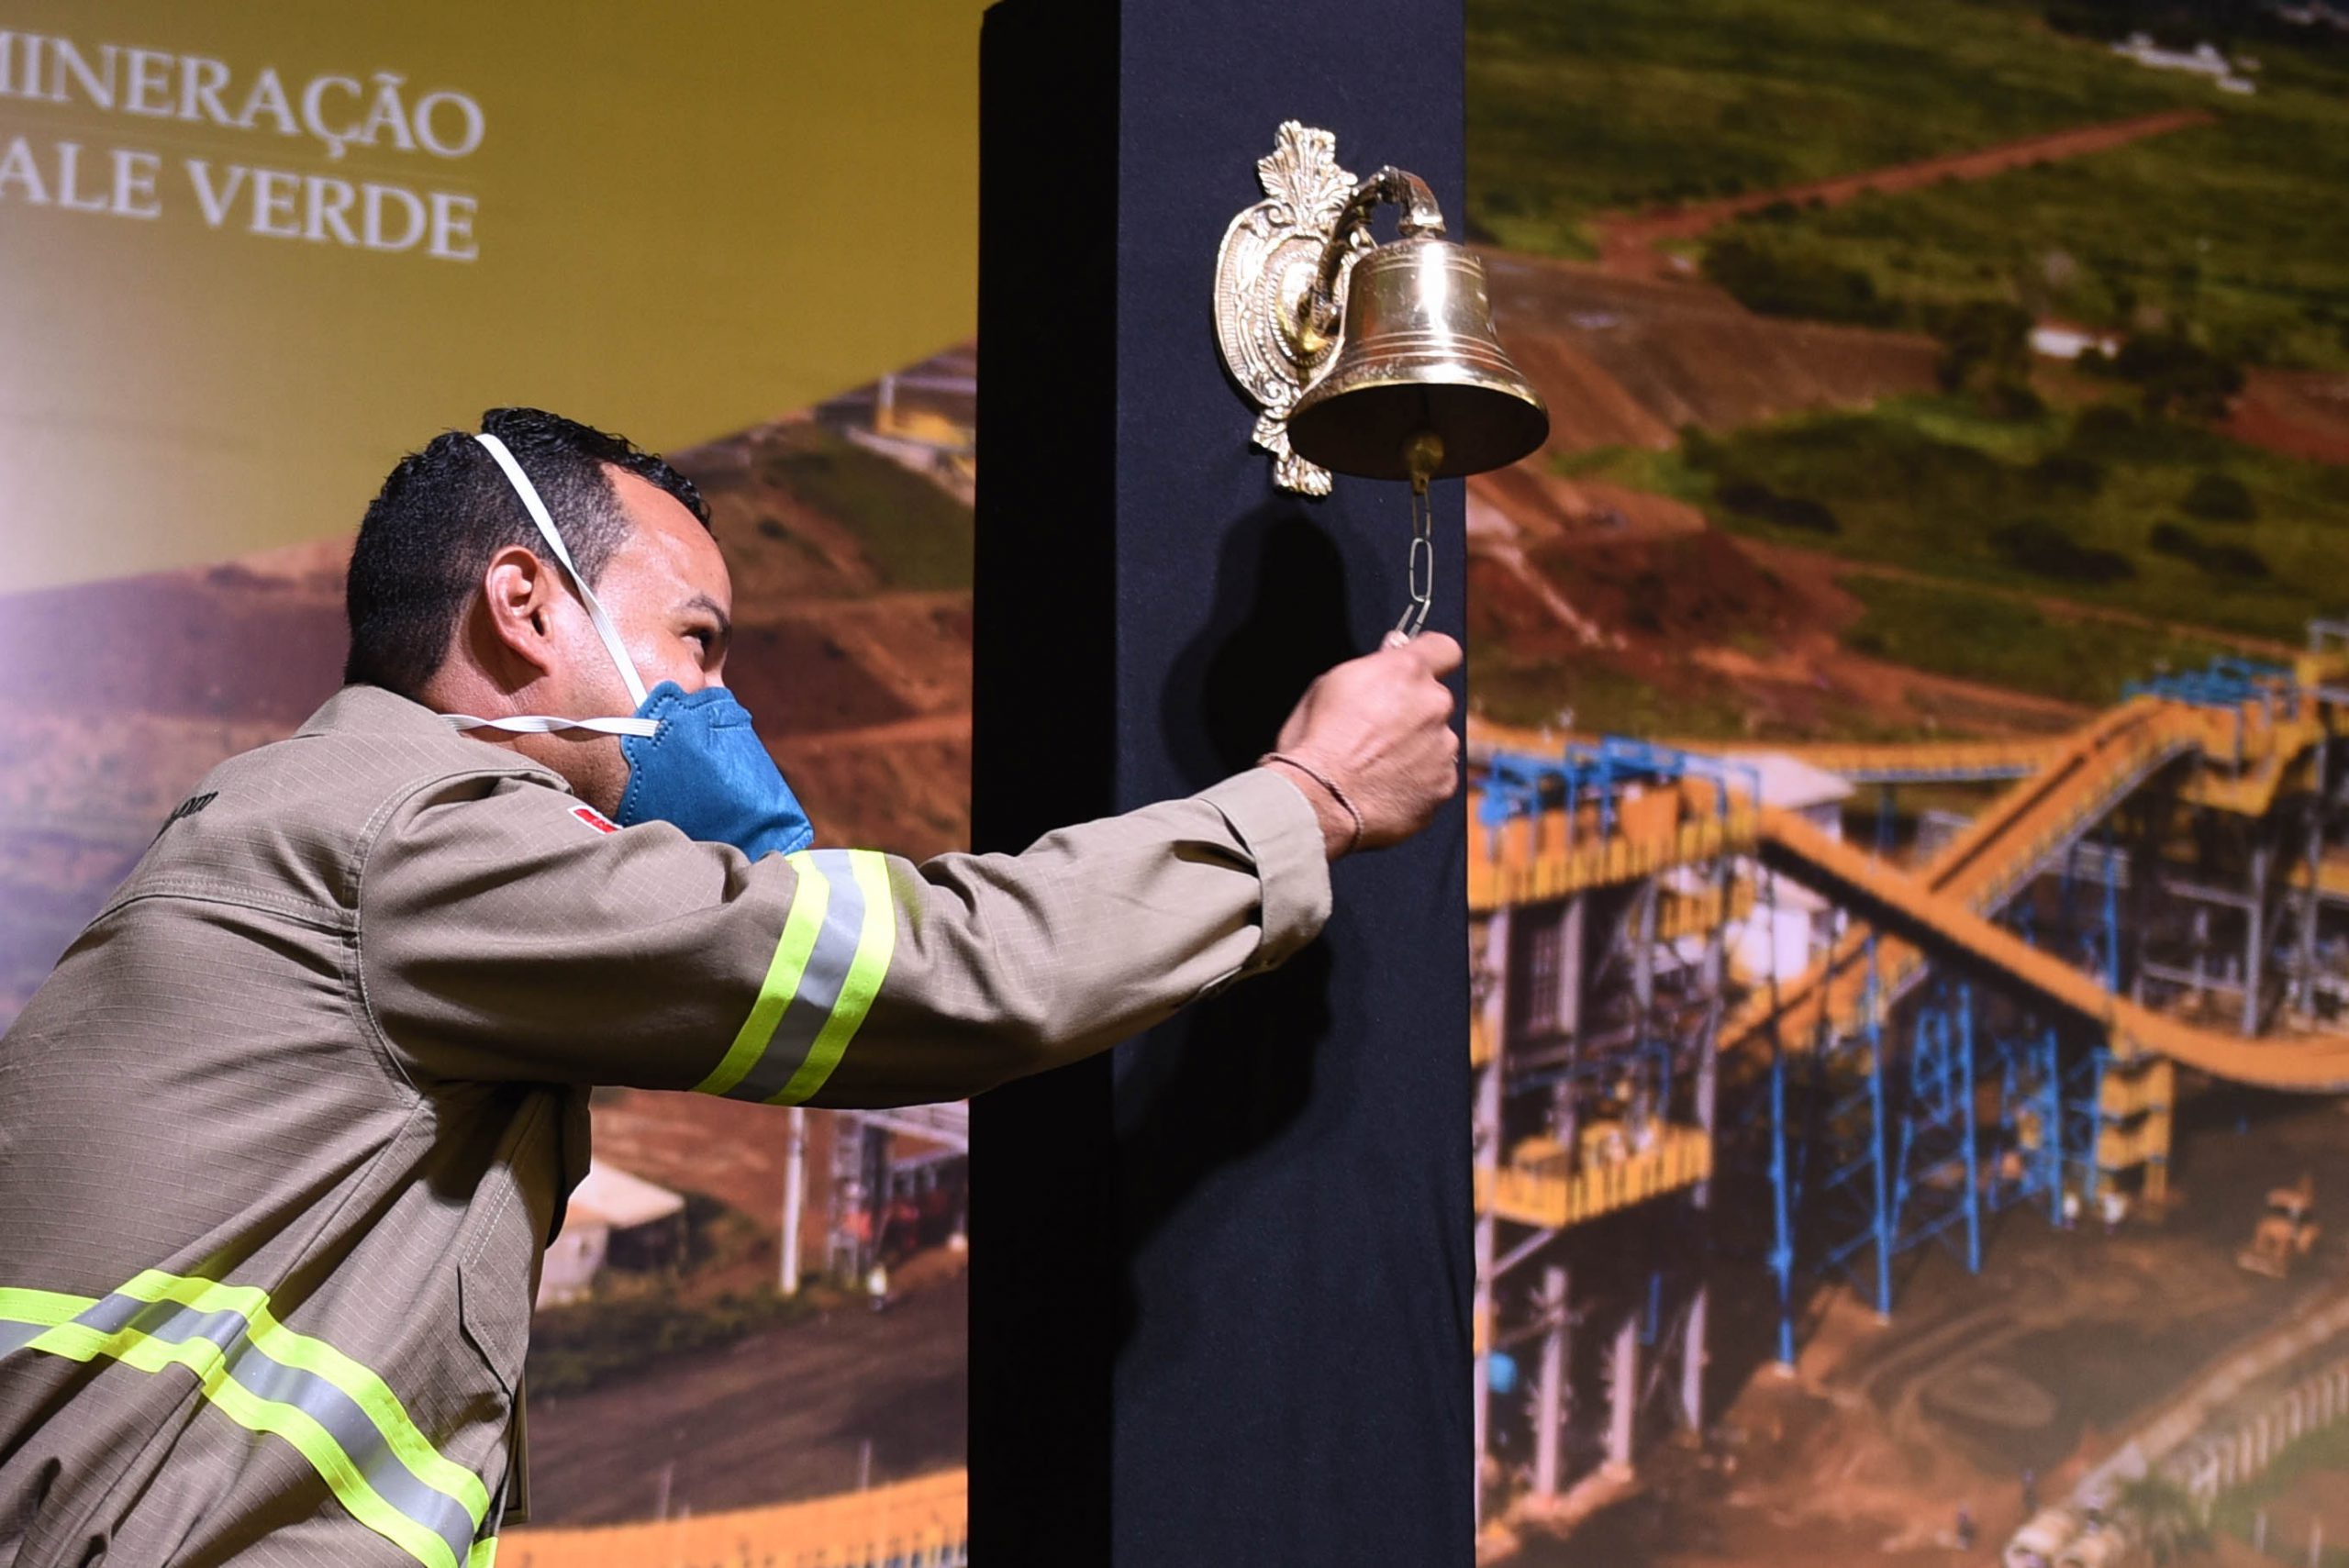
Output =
[{"x1": 479, "y1": 545, "x2": 562, "y2": 678}]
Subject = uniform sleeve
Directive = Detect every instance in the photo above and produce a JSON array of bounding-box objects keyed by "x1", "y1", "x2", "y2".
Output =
[{"x1": 358, "y1": 766, "x2": 1330, "y2": 1106}]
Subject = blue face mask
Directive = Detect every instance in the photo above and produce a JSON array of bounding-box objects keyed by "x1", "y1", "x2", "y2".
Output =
[
  {"x1": 617, "y1": 682, "x2": 815, "y2": 857},
  {"x1": 443, "y1": 433, "x2": 817, "y2": 860}
]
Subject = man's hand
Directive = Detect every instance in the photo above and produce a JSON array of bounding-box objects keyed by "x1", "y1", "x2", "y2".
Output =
[{"x1": 1261, "y1": 631, "x2": 1464, "y2": 861}]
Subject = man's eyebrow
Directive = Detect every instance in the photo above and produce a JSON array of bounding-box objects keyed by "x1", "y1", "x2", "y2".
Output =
[{"x1": 684, "y1": 593, "x2": 732, "y2": 643}]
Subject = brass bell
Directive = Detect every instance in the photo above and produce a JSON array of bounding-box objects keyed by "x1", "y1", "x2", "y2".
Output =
[{"x1": 1286, "y1": 172, "x2": 1549, "y2": 484}]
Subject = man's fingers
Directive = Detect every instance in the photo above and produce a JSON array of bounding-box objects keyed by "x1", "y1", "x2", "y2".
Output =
[
  {"x1": 1277, "y1": 629, "x2": 1466, "y2": 852},
  {"x1": 1400, "y1": 630, "x2": 1464, "y2": 679}
]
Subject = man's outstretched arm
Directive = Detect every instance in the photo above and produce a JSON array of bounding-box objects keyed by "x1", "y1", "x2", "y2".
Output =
[{"x1": 360, "y1": 635, "x2": 1462, "y2": 1105}]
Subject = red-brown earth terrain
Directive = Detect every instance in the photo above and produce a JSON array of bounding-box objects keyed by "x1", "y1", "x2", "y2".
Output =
[
  {"x1": 2225, "y1": 369, "x2": 2349, "y2": 465},
  {"x1": 1465, "y1": 251, "x2": 2111, "y2": 742}
]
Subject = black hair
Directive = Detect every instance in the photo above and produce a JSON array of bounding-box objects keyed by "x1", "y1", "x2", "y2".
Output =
[{"x1": 342, "y1": 406, "x2": 710, "y2": 696}]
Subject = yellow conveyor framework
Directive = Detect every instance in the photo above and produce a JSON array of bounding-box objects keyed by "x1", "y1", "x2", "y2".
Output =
[
  {"x1": 1465, "y1": 659, "x2": 2349, "y2": 1250},
  {"x1": 1727, "y1": 686, "x2": 2349, "y2": 1079},
  {"x1": 1753, "y1": 806, "x2": 2349, "y2": 1093}
]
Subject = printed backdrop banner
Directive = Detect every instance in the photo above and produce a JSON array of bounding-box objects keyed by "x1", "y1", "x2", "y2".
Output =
[
  {"x1": 0, "y1": 0, "x2": 984, "y2": 591},
  {"x1": 0, "y1": 6, "x2": 988, "y2": 1551}
]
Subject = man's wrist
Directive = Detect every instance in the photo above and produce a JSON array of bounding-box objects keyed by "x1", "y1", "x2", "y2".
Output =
[{"x1": 1256, "y1": 753, "x2": 1360, "y2": 862}]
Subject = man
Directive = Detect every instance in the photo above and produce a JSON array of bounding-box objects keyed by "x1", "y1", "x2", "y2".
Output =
[{"x1": 0, "y1": 407, "x2": 1461, "y2": 1566}]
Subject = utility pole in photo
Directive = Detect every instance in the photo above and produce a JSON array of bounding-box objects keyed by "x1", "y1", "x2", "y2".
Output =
[{"x1": 781, "y1": 1105, "x2": 807, "y2": 1297}]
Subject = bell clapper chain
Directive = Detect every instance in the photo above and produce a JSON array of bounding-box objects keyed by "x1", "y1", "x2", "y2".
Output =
[{"x1": 1386, "y1": 430, "x2": 1444, "y2": 648}]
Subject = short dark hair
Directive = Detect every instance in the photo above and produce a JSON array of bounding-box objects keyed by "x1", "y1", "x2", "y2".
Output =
[{"x1": 342, "y1": 406, "x2": 710, "y2": 696}]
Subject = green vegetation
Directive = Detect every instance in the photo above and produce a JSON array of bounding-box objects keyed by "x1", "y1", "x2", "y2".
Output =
[
  {"x1": 522, "y1": 1192, "x2": 821, "y2": 1396},
  {"x1": 1720, "y1": 477, "x2": 1840, "y2": 534},
  {"x1": 1596, "y1": 394, "x2": 2349, "y2": 641},
  {"x1": 2148, "y1": 519, "x2": 2268, "y2": 578},
  {"x1": 2111, "y1": 1475, "x2": 2210, "y2": 1566},
  {"x1": 1469, "y1": 0, "x2": 2349, "y2": 371},
  {"x1": 2097, "y1": 332, "x2": 2247, "y2": 417},
  {"x1": 2183, "y1": 469, "x2": 2256, "y2": 521},
  {"x1": 1701, "y1": 236, "x2": 1898, "y2": 328},
  {"x1": 1989, "y1": 516, "x2": 2136, "y2": 583},
  {"x1": 2043, "y1": 0, "x2": 2349, "y2": 57},
  {"x1": 1701, "y1": 62, "x2": 2349, "y2": 371},
  {"x1": 2212, "y1": 1416, "x2": 2349, "y2": 1567},
  {"x1": 757, "y1": 428, "x2": 972, "y2": 592},
  {"x1": 1930, "y1": 299, "x2": 2039, "y2": 402},
  {"x1": 1467, "y1": 646, "x2": 1942, "y2": 743},
  {"x1": 1842, "y1": 574, "x2": 2233, "y2": 705},
  {"x1": 1467, "y1": 0, "x2": 2193, "y2": 256},
  {"x1": 526, "y1": 1283, "x2": 816, "y2": 1396},
  {"x1": 1468, "y1": 651, "x2": 1758, "y2": 739}
]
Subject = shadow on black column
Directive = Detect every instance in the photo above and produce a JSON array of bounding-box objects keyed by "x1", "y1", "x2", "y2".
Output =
[{"x1": 1110, "y1": 504, "x2": 1360, "y2": 1355}]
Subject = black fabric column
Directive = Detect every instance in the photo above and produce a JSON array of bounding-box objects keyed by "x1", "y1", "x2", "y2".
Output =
[{"x1": 971, "y1": 3, "x2": 1471, "y2": 1563}]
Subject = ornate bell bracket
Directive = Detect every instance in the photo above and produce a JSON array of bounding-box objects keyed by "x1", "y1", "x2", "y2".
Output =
[{"x1": 1212, "y1": 122, "x2": 1437, "y2": 497}]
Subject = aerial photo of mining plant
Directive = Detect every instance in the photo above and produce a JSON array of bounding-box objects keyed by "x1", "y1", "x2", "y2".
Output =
[{"x1": 1453, "y1": 2, "x2": 2349, "y2": 1565}]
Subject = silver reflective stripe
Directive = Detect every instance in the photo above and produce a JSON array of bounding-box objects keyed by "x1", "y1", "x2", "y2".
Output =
[
  {"x1": 728, "y1": 850, "x2": 870, "y2": 1103},
  {"x1": 30, "y1": 1292, "x2": 481, "y2": 1568}
]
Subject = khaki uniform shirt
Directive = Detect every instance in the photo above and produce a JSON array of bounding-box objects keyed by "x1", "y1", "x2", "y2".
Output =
[{"x1": 0, "y1": 684, "x2": 1330, "y2": 1568}]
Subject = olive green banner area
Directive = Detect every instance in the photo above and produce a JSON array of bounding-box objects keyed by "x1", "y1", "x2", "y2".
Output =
[{"x1": 0, "y1": 1, "x2": 985, "y2": 592}]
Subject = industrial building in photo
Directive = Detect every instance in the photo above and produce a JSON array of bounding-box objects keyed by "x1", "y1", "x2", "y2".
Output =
[{"x1": 1467, "y1": 627, "x2": 2349, "y2": 1553}]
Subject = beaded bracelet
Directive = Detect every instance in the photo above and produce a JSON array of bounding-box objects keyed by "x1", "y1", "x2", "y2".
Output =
[{"x1": 1257, "y1": 751, "x2": 1364, "y2": 855}]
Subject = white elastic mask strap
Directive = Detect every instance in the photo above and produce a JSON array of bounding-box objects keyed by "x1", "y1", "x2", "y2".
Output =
[
  {"x1": 473, "y1": 432, "x2": 650, "y2": 710},
  {"x1": 440, "y1": 712, "x2": 661, "y2": 738}
]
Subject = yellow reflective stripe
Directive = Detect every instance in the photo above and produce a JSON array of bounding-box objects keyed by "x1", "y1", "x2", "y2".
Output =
[
  {"x1": 769, "y1": 850, "x2": 897, "y2": 1106},
  {"x1": 0, "y1": 1285, "x2": 86, "y2": 1328},
  {"x1": 468, "y1": 1539, "x2": 498, "y2": 1568},
  {"x1": 19, "y1": 1307, "x2": 460, "y2": 1568},
  {"x1": 693, "y1": 850, "x2": 829, "y2": 1096},
  {"x1": 114, "y1": 1271, "x2": 492, "y2": 1526},
  {"x1": 2, "y1": 1273, "x2": 498, "y2": 1568}
]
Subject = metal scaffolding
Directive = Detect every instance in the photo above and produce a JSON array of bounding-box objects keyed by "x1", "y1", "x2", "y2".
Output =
[
  {"x1": 1751, "y1": 652, "x2": 2339, "y2": 1356},
  {"x1": 1469, "y1": 644, "x2": 2347, "y2": 1533},
  {"x1": 1471, "y1": 739, "x2": 1751, "y2": 1518},
  {"x1": 1465, "y1": 638, "x2": 2349, "y2": 1530}
]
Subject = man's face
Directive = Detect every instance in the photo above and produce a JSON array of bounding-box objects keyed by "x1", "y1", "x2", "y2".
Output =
[{"x1": 562, "y1": 468, "x2": 734, "y2": 713}]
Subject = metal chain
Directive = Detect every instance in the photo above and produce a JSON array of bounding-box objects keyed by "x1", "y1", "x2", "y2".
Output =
[{"x1": 1391, "y1": 477, "x2": 1435, "y2": 641}]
